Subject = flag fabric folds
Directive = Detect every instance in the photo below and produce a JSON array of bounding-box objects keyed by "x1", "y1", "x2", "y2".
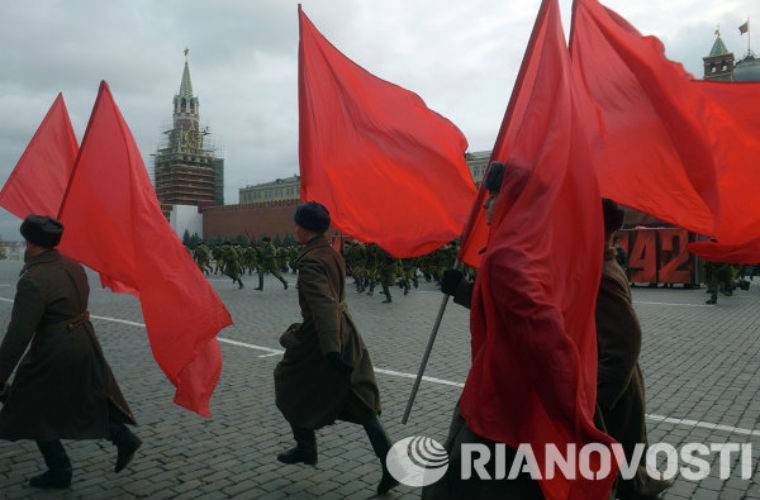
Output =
[
  {"x1": 571, "y1": 0, "x2": 760, "y2": 263},
  {"x1": 739, "y1": 21, "x2": 749, "y2": 35},
  {"x1": 0, "y1": 94, "x2": 78, "y2": 219},
  {"x1": 56, "y1": 81, "x2": 232, "y2": 417},
  {"x1": 569, "y1": 0, "x2": 720, "y2": 237},
  {"x1": 298, "y1": 6, "x2": 477, "y2": 258},
  {"x1": 688, "y1": 81, "x2": 760, "y2": 261},
  {"x1": 459, "y1": 1, "x2": 616, "y2": 498}
]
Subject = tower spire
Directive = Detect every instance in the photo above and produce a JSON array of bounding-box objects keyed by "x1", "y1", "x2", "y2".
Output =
[
  {"x1": 703, "y1": 26, "x2": 734, "y2": 80},
  {"x1": 173, "y1": 49, "x2": 200, "y2": 132},
  {"x1": 179, "y1": 49, "x2": 194, "y2": 98}
]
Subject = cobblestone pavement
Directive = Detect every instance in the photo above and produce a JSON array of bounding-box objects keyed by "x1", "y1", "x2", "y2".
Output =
[{"x1": 0, "y1": 260, "x2": 759, "y2": 499}]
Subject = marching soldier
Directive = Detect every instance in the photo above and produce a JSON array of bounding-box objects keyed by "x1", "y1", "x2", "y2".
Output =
[
  {"x1": 377, "y1": 247, "x2": 397, "y2": 304},
  {"x1": 193, "y1": 242, "x2": 212, "y2": 276},
  {"x1": 278, "y1": 242, "x2": 290, "y2": 274},
  {"x1": 243, "y1": 242, "x2": 259, "y2": 276},
  {"x1": 211, "y1": 243, "x2": 223, "y2": 275},
  {"x1": 287, "y1": 245, "x2": 299, "y2": 274},
  {"x1": 0, "y1": 215, "x2": 141, "y2": 489},
  {"x1": 399, "y1": 257, "x2": 419, "y2": 295},
  {"x1": 256, "y1": 236, "x2": 289, "y2": 291},
  {"x1": 346, "y1": 240, "x2": 368, "y2": 293},
  {"x1": 418, "y1": 250, "x2": 435, "y2": 283},
  {"x1": 274, "y1": 202, "x2": 397, "y2": 496},
  {"x1": 434, "y1": 243, "x2": 457, "y2": 285},
  {"x1": 596, "y1": 199, "x2": 672, "y2": 498},
  {"x1": 704, "y1": 260, "x2": 734, "y2": 305},
  {"x1": 220, "y1": 241, "x2": 244, "y2": 289},
  {"x1": 363, "y1": 243, "x2": 380, "y2": 296}
]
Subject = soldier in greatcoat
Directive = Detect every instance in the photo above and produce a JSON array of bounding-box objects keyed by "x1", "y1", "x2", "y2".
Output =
[
  {"x1": 273, "y1": 201, "x2": 398, "y2": 496},
  {"x1": 0, "y1": 215, "x2": 141, "y2": 489},
  {"x1": 597, "y1": 199, "x2": 671, "y2": 499}
]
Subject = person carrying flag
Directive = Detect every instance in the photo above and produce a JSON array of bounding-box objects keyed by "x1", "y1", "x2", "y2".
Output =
[{"x1": 423, "y1": 161, "x2": 545, "y2": 499}]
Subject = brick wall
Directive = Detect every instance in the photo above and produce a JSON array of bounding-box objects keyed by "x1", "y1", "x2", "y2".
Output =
[{"x1": 201, "y1": 200, "x2": 300, "y2": 239}]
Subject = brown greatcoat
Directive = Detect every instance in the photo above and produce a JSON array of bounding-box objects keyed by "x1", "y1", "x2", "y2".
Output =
[
  {"x1": 274, "y1": 235, "x2": 380, "y2": 429},
  {"x1": 0, "y1": 250, "x2": 135, "y2": 441},
  {"x1": 596, "y1": 247, "x2": 661, "y2": 498}
]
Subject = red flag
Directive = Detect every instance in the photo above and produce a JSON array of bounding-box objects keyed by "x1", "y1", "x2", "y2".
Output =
[
  {"x1": 298, "y1": 6, "x2": 477, "y2": 258},
  {"x1": 688, "y1": 237, "x2": 760, "y2": 263},
  {"x1": 571, "y1": 0, "x2": 760, "y2": 262},
  {"x1": 460, "y1": 2, "x2": 616, "y2": 498},
  {"x1": 688, "y1": 81, "x2": 760, "y2": 264},
  {"x1": 0, "y1": 94, "x2": 78, "y2": 219},
  {"x1": 569, "y1": 0, "x2": 723, "y2": 237},
  {"x1": 57, "y1": 81, "x2": 232, "y2": 417}
]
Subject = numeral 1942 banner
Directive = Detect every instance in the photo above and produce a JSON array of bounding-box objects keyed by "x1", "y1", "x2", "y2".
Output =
[{"x1": 617, "y1": 228, "x2": 695, "y2": 285}]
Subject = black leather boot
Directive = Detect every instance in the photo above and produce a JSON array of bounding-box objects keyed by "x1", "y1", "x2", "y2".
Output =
[
  {"x1": 110, "y1": 421, "x2": 142, "y2": 473},
  {"x1": 277, "y1": 425, "x2": 317, "y2": 466},
  {"x1": 381, "y1": 285, "x2": 392, "y2": 303},
  {"x1": 31, "y1": 440, "x2": 72, "y2": 489},
  {"x1": 364, "y1": 418, "x2": 399, "y2": 495},
  {"x1": 277, "y1": 446, "x2": 317, "y2": 465},
  {"x1": 29, "y1": 469, "x2": 72, "y2": 489}
]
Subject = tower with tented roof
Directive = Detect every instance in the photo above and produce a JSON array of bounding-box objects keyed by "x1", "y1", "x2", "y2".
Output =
[
  {"x1": 154, "y1": 49, "x2": 225, "y2": 219},
  {"x1": 702, "y1": 29, "x2": 735, "y2": 81}
]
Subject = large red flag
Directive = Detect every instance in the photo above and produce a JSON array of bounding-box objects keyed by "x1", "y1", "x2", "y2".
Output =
[
  {"x1": 57, "y1": 81, "x2": 232, "y2": 417},
  {"x1": 688, "y1": 81, "x2": 760, "y2": 262},
  {"x1": 298, "y1": 6, "x2": 477, "y2": 258},
  {"x1": 569, "y1": 0, "x2": 720, "y2": 236},
  {"x1": 460, "y1": 1, "x2": 616, "y2": 498},
  {"x1": 570, "y1": 0, "x2": 760, "y2": 262},
  {"x1": 0, "y1": 94, "x2": 78, "y2": 219}
]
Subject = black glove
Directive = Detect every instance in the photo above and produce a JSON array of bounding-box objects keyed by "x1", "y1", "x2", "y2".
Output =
[
  {"x1": 326, "y1": 352, "x2": 353, "y2": 373},
  {"x1": 441, "y1": 269, "x2": 465, "y2": 296}
]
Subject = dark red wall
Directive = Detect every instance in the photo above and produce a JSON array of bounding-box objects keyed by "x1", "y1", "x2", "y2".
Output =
[
  {"x1": 202, "y1": 200, "x2": 300, "y2": 239},
  {"x1": 202, "y1": 200, "x2": 338, "y2": 240}
]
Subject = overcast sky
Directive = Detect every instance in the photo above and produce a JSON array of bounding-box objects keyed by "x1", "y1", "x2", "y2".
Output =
[{"x1": 0, "y1": 0, "x2": 756, "y2": 240}]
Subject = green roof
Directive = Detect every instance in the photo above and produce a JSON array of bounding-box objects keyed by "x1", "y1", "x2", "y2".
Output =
[
  {"x1": 709, "y1": 35, "x2": 730, "y2": 57},
  {"x1": 178, "y1": 61, "x2": 194, "y2": 98}
]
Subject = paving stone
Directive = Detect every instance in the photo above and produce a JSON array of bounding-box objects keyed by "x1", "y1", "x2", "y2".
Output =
[{"x1": 0, "y1": 264, "x2": 759, "y2": 498}]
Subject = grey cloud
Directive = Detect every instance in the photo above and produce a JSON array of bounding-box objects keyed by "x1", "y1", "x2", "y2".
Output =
[{"x1": 0, "y1": 0, "x2": 756, "y2": 241}]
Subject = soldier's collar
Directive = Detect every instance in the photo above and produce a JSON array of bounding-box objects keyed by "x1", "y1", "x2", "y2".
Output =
[{"x1": 20, "y1": 249, "x2": 59, "y2": 275}]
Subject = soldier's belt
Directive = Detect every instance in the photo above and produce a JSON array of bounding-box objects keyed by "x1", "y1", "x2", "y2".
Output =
[{"x1": 40, "y1": 311, "x2": 91, "y2": 332}]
